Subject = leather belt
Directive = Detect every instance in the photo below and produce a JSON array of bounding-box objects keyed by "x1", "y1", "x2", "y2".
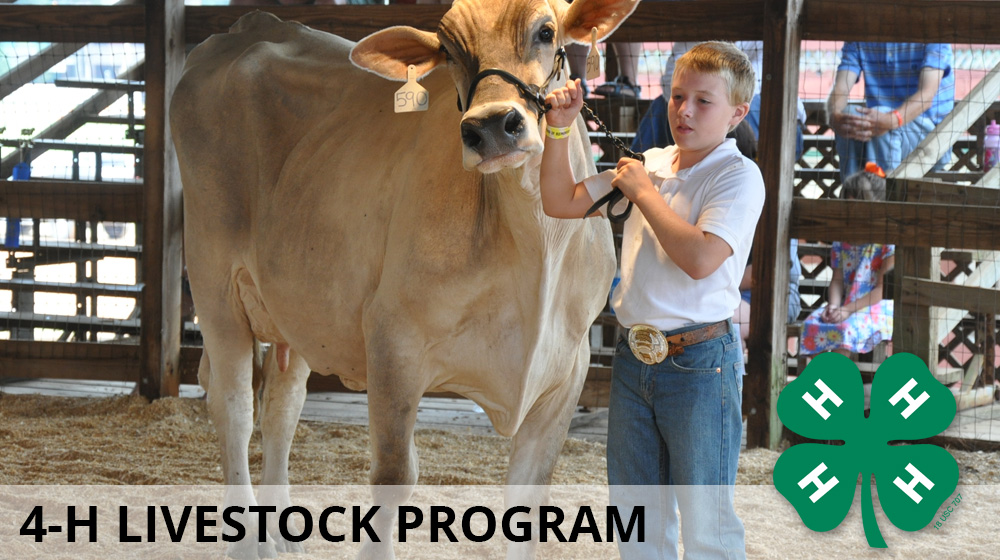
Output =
[{"x1": 627, "y1": 320, "x2": 730, "y2": 365}]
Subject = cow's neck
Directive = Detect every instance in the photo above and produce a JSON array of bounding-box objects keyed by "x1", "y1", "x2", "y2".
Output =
[{"x1": 485, "y1": 161, "x2": 579, "y2": 263}]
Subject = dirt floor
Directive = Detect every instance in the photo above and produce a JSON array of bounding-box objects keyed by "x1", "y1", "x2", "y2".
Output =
[{"x1": 1, "y1": 393, "x2": 998, "y2": 558}]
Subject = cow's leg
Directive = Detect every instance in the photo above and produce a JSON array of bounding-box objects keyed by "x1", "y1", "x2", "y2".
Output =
[
  {"x1": 257, "y1": 345, "x2": 310, "y2": 554},
  {"x1": 357, "y1": 322, "x2": 424, "y2": 560},
  {"x1": 504, "y1": 342, "x2": 590, "y2": 560},
  {"x1": 199, "y1": 315, "x2": 277, "y2": 560}
]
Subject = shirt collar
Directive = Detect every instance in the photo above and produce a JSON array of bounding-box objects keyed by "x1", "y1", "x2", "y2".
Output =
[{"x1": 646, "y1": 138, "x2": 740, "y2": 181}]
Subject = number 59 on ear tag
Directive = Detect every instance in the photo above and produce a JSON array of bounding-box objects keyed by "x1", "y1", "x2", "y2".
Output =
[
  {"x1": 585, "y1": 27, "x2": 601, "y2": 81},
  {"x1": 395, "y1": 65, "x2": 429, "y2": 113}
]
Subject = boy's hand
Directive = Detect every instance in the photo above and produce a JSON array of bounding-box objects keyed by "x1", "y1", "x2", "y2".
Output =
[
  {"x1": 544, "y1": 79, "x2": 585, "y2": 128},
  {"x1": 612, "y1": 157, "x2": 655, "y2": 203}
]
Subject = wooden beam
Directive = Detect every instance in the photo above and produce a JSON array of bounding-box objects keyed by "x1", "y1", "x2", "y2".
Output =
[
  {"x1": 0, "y1": 341, "x2": 138, "y2": 382},
  {"x1": 888, "y1": 178, "x2": 1000, "y2": 207},
  {"x1": 791, "y1": 199, "x2": 1000, "y2": 252},
  {"x1": 974, "y1": 166, "x2": 1000, "y2": 188},
  {"x1": 0, "y1": 42, "x2": 87, "y2": 101},
  {"x1": 0, "y1": 180, "x2": 141, "y2": 222},
  {"x1": 901, "y1": 277, "x2": 1000, "y2": 316},
  {"x1": 744, "y1": 0, "x2": 802, "y2": 450},
  {"x1": 0, "y1": 278, "x2": 142, "y2": 298},
  {"x1": 802, "y1": 0, "x2": 1000, "y2": 43},
  {"x1": 935, "y1": 252, "x2": 1000, "y2": 342},
  {"x1": 3, "y1": 1, "x2": 999, "y2": 46},
  {"x1": 138, "y1": 0, "x2": 185, "y2": 400},
  {"x1": 0, "y1": 5, "x2": 144, "y2": 43},
  {"x1": 181, "y1": 2, "x2": 765, "y2": 45},
  {"x1": 893, "y1": 247, "x2": 937, "y2": 370},
  {"x1": 892, "y1": 58, "x2": 1000, "y2": 179}
]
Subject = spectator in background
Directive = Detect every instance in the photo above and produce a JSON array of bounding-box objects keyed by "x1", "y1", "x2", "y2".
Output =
[
  {"x1": 593, "y1": 42, "x2": 643, "y2": 97},
  {"x1": 735, "y1": 238, "x2": 802, "y2": 344},
  {"x1": 827, "y1": 42, "x2": 954, "y2": 179},
  {"x1": 589, "y1": 0, "x2": 673, "y2": 98},
  {"x1": 799, "y1": 164, "x2": 894, "y2": 357}
]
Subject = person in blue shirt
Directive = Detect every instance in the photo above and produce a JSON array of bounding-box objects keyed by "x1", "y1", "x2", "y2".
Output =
[{"x1": 827, "y1": 42, "x2": 955, "y2": 179}]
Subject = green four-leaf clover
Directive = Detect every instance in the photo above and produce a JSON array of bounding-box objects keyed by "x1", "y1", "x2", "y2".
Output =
[{"x1": 773, "y1": 352, "x2": 959, "y2": 547}]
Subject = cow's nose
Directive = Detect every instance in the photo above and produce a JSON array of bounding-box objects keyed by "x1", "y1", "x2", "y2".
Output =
[{"x1": 461, "y1": 109, "x2": 525, "y2": 156}]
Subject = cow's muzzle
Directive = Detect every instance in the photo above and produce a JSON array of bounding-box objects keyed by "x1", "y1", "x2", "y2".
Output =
[{"x1": 461, "y1": 108, "x2": 525, "y2": 155}]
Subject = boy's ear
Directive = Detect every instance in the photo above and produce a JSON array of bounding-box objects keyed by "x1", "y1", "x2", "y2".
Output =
[{"x1": 730, "y1": 101, "x2": 751, "y2": 127}]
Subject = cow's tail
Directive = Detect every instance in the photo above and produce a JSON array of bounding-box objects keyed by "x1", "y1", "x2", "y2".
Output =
[{"x1": 251, "y1": 339, "x2": 265, "y2": 425}]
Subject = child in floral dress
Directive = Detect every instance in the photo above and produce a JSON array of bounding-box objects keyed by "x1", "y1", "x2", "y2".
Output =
[{"x1": 801, "y1": 164, "x2": 894, "y2": 356}]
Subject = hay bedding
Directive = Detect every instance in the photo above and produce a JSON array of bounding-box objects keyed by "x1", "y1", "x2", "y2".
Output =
[{"x1": 1, "y1": 393, "x2": 998, "y2": 558}]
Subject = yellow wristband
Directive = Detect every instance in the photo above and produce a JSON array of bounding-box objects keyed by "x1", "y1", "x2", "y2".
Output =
[{"x1": 546, "y1": 125, "x2": 572, "y2": 140}]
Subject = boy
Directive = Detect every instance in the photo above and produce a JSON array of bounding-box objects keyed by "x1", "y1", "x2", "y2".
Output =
[{"x1": 540, "y1": 42, "x2": 764, "y2": 558}]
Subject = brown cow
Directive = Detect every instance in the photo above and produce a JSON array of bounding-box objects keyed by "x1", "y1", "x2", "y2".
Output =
[{"x1": 171, "y1": 0, "x2": 638, "y2": 557}]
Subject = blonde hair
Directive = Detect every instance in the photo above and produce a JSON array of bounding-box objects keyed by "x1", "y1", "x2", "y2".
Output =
[
  {"x1": 841, "y1": 169, "x2": 887, "y2": 201},
  {"x1": 673, "y1": 41, "x2": 755, "y2": 106}
]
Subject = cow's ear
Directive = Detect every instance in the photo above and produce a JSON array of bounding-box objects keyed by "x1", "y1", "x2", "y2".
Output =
[
  {"x1": 351, "y1": 26, "x2": 446, "y2": 81},
  {"x1": 562, "y1": 0, "x2": 640, "y2": 44}
]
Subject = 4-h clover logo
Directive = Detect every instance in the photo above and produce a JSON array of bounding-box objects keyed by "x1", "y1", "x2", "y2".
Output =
[{"x1": 773, "y1": 352, "x2": 959, "y2": 547}]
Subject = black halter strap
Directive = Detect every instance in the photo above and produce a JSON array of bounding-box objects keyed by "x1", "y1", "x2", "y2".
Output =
[{"x1": 457, "y1": 47, "x2": 567, "y2": 119}]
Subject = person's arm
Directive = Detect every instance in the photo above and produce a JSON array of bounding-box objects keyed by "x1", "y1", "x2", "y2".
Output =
[
  {"x1": 827, "y1": 43, "x2": 861, "y2": 137},
  {"x1": 739, "y1": 264, "x2": 753, "y2": 291},
  {"x1": 827, "y1": 68, "x2": 864, "y2": 140},
  {"x1": 539, "y1": 79, "x2": 598, "y2": 219},
  {"x1": 820, "y1": 263, "x2": 846, "y2": 323},
  {"x1": 824, "y1": 254, "x2": 895, "y2": 322},
  {"x1": 850, "y1": 67, "x2": 945, "y2": 139},
  {"x1": 613, "y1": 158, "x2": 735, "y2": 279},
  {"x1": 843, "y1": 254, "x2": 895, "y2": 315}
]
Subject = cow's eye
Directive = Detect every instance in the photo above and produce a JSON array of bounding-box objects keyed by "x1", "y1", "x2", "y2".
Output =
[{"x1": 538, "y1": 27, "x2": 554, "y2": 44}]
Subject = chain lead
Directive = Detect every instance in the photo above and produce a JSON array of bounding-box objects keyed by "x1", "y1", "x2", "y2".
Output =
[{"x1": 581, "y1": 102, "x2": 642, "y2": 223}]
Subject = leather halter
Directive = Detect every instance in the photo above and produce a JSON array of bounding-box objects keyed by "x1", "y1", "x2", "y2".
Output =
[{"x1": 456, "y1": 47, "x2": 566, "y2": 120}]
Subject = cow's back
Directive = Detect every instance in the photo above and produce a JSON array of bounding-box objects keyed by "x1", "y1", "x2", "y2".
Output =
[{"x1": 173, "y1": 12, "x2": 498, "y2": 383}]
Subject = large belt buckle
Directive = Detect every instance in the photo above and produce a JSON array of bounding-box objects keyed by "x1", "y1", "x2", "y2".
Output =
[{"x1": 628, "y1": 324, "x2": 669, "y2": 365}]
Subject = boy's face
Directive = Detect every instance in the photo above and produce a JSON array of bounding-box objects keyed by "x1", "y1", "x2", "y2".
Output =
[{"x1": 668, "y1": 69, "x2": 749, "y2": 162}]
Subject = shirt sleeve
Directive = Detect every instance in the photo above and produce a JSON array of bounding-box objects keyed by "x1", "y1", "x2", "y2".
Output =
[
  {"x1": 882, "y1": 244, "x2": 895, "y2": 260},
  {"x1": 695, "y1": 157, "x2": 765, "y2": 260},
  {"x1": 923, "y1": 44, "x2": 953, "y2": 73},
  {"x1": 837, "y1": 42, "x2": 862, "y2": 78},
  {"x1": 582, "y1": 169, "x2": 621, "y2": 217}
]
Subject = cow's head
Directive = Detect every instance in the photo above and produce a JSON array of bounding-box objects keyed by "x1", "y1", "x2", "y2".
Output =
[{"x1": 351, "y1": 0, "x2": 638, "y2": 173}]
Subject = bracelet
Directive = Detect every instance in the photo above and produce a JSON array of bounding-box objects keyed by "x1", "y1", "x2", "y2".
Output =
[
  {"x1": 893, "y1": 110, "x2": 904, "y2": 129},
  {"x1": 546, "y1": 125, "x2": 572, "y2": 140}
]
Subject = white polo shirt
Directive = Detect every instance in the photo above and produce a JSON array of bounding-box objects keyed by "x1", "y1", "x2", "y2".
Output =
[{"x1": 584, "y1": 139, "x2": 765, "y2": 331}]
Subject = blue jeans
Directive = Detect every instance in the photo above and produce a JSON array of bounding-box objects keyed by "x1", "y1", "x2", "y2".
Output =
[{"x1": 608, "y1": 320, "x2": 746, "y2": 559}]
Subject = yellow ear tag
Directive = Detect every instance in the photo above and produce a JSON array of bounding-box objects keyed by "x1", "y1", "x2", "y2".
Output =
[
  {"x1": 585, "y1": 27, "x2": 601, "y2": 81},
  {"x1": 395, "y1": 65, "x2": 429, "y2": 113}
]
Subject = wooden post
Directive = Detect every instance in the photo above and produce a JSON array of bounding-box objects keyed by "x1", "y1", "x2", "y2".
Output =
[
  {"x1": 139, "y1": 0, "x2": 185, "y2": 399},
  {"x1": 893, "y1": 246, "x2": 935, "y2": 368},
  {"x1": 745, "y1": 0, "x2": 802, "y2": 450}
]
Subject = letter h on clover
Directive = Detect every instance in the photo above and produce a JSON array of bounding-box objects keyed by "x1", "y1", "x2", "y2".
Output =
[{"x1": 773, "y1": 352, "x2": 959, "y2": 548}]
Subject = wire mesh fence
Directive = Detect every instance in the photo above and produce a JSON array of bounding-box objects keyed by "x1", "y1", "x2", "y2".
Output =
[{"x1": 2, "y1": 39, "x2": 145, "y2": 345}]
